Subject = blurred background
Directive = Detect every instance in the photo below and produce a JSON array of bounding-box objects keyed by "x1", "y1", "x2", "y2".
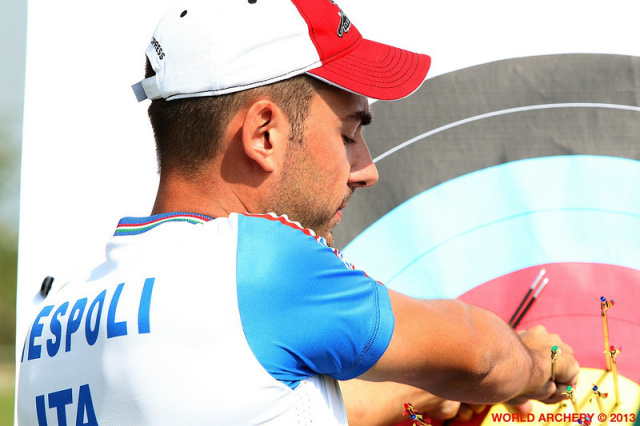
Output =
[{"x1": 0, "y1": 0, "x2": 27, "y2": 423}]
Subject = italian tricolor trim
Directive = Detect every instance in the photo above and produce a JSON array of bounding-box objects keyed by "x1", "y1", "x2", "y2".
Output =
[{"x1": 114, "y1": 213, "x2": 213, "y2": 236}]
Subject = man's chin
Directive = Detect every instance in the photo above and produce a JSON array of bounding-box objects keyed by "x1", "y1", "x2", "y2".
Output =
[
  {"x1": 290, "y1": 216, "x2": 336, "y2": 247},
  {"x1": 325, "y1": 230, "x2": 334, "y2": 247},
  {"x1": 314, "y1": 227, "x2": 334, "y2": 247}
]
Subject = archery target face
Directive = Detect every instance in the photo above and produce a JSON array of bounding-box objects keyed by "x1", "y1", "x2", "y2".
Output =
[{"x1": 336, "y1": 54, "x2": 640, "y2": 424}]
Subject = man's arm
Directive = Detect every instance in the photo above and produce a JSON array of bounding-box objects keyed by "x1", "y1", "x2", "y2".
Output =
[
  {"x1": 359, "y1": 289, "x2": 579, "y2": 405},
  {"x1": 340, "y1": 379, "x2": 466, "y2": 426}
]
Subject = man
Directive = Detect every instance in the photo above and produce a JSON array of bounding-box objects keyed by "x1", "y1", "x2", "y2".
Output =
[{"x1": 18, "y1": 0, "x2": 579, "y2": 425}]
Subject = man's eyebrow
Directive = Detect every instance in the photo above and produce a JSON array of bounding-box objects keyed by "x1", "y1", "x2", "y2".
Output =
[{"x1": 344, "y1": 110, "x2": 373, "y2": 126}]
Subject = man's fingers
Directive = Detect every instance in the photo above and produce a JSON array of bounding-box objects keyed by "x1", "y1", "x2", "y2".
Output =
[
  {"x1": 454, "y1": 404, "x2": 474, "y2": 422},
  {"x1": 469, "y1": 404, "x2": 487, "y2": 414},
  {"x1": 514, "y1": 401, "x2": 532, "y2": 414}
]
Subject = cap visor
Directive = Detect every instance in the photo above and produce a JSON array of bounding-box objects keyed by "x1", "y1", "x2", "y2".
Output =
[{"x1": 307, "y1": 38, "x2": 431, "y2": 101}]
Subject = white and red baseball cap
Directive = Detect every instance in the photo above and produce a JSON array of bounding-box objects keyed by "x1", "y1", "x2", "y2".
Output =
[{"x1": 132, "y1": 0, "x2": 431, "y2": 102}]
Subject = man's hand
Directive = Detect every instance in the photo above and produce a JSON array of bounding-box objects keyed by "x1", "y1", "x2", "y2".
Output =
[{"x1": 506, "y1": 326, "x2": 580, "y2": 406}]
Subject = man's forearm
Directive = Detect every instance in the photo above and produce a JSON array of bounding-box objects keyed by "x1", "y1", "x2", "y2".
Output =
[{"x1": 361, "y1": 292, "x2": 578, "y2": 405}]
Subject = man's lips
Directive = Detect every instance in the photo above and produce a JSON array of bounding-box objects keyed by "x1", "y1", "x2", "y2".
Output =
[
  {"x1": 335, "y1": 202, "x2": 348, "y2": 222},
  {"x1": 336, "y1": 190, "x2": 353, "y2": 222}
]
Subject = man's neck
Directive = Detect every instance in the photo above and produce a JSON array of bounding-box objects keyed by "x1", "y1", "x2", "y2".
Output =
[{"x1": 151, "y1": 171, "x2": 249, "y2": 218}]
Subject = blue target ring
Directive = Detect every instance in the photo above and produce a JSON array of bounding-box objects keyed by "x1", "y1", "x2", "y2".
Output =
[{"x1": 343, "y1": 155, "x2": 640, "y2": 299}]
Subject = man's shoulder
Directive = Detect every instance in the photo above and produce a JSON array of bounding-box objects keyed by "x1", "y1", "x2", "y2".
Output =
[
  {"x1": 236, "y1": 212, "x2": 362, "y2": 279},
  {"x1": 239, "y1": 213, "x2": 320, "y2": 238},
  {"x1": 237, "y1": 212, "x2": 331, "y2": 248}
]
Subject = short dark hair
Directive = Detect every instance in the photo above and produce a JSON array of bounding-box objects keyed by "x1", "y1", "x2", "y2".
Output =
[{"x1": 145, "y1": 60, "x2": 326, "y2": 177}]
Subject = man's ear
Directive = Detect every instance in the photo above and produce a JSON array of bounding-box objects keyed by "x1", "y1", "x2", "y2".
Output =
[{"x1": 241, "y1": 100, "x2": 290, "y2": 173}]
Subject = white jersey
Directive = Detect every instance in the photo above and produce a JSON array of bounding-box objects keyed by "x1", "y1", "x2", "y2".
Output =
[{"x1": 18, "y1": 212, "x2": 394, "y2": 425}]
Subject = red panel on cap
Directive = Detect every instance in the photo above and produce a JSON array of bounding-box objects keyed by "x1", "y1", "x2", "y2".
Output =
[
  {"x1": 292, "y1": 0, "x2": 431, "y2": 100},
  {"x1": 291, "y1": 0, "x2": 362, "y2": 63},
  {"x1": 310, "y1": 39, "x2": 431, "y2": 100}
]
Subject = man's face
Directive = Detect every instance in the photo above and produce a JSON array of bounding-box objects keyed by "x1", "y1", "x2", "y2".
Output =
[{"x1": 269, "y1": 87, "x2": 378, "y2": 246}]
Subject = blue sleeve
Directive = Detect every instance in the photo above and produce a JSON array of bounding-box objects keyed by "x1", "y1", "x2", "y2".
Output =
[{"x1": 236, "y1": 215, "x2": 394, "y2": 389}]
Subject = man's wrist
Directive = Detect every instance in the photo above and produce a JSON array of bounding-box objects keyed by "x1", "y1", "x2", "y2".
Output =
[{"x1": 524, "y1": 347, "x2": 552, "y2": 397}]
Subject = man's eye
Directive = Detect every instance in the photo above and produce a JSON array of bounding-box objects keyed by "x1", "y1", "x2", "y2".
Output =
[{"x1": 342, "y1": 135, "x2": 356, "y2": 145}]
